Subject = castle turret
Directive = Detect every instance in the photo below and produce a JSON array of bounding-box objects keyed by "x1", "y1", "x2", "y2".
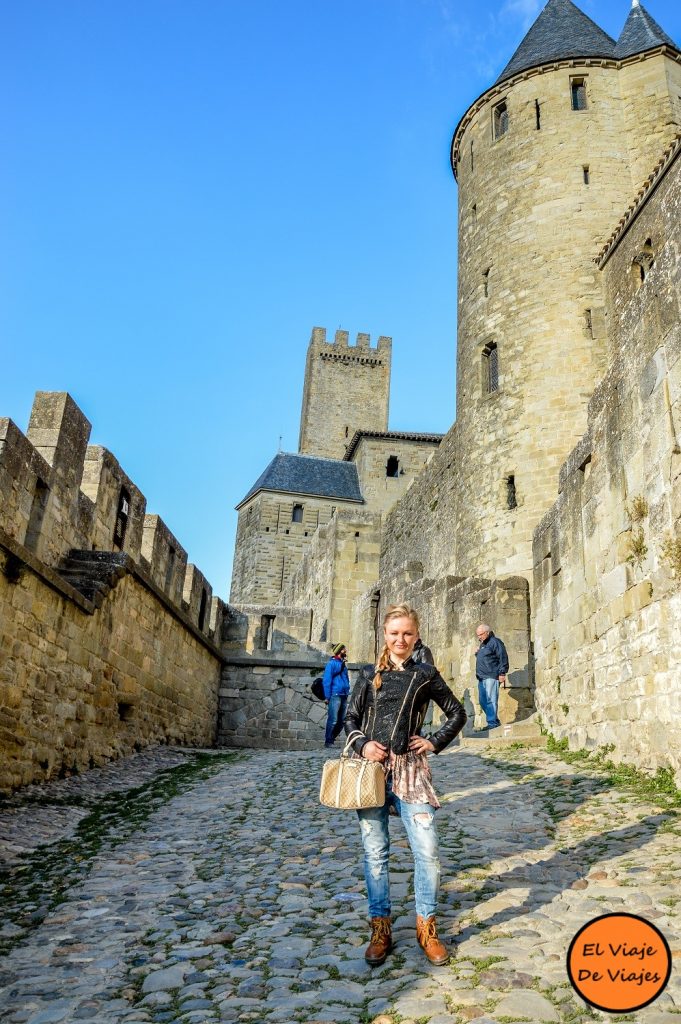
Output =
[
  {"x1": 449, "y1": 0, "x2": 681, "y2": 579},
  {"x1": 298, "y1": 327, "x2": 392, "y2": 460}
]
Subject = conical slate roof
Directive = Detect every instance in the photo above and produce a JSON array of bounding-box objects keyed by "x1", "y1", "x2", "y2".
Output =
[
  {"x1": 615, "y1": 0, "x2": 679, "y2": 60},
  {"x1": 236, "y1": 452, "x2": 364, "y2": 508},
  {"x1": 496, "y1": 0, "x2": 616, "y2": 84}
]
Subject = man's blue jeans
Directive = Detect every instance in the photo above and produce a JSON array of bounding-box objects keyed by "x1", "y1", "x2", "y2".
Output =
[
  {"x1": 324, "y1": 694, "x2": 348, "y2": 746},
  {"x1": 478, "y1": 676, "x2": 501, "y2": 728},
  {"x1": 357, "y1": 779, "x2": 440, "y2": 920}
]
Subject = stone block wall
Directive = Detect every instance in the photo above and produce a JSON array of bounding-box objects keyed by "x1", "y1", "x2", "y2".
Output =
[
  {"x1": 532, "y1": 148, "x2": 681, "y2": 780},
  {"x1": 230, "y1": 490, "x2": 355, "y2": 604},
  {"x1": 349, "y1": 435, "x2": 441, "y2": 516},
  {"x1": 298, "y1": 327, "x2": 392, "y2": 460},
  {"x1": 218, "y1": 652, "x2": 332, "y2": 750},
  {"x1": 350, "y1": 565, "x2": 532, "y2": 731},
  {"x1": 279, "y1": 509, "x2": 383, "y2": 652},
  {"x1": 0, "y1": 391, "x2": 225, "y2": 791},
  {"x1": 223, "y1": 603, "x2": 315, "y2": 654}
]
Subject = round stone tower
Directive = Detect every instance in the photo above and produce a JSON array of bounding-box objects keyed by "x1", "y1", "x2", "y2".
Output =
[{"x1": 449, "y1": 0, "x2": 681, "y2": 579}]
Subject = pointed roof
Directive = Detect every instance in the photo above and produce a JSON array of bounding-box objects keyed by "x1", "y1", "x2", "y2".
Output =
[
  {"x1": 236, "y1": 452, "x2": 364, "y2": 508},
  {"x1": 615, "y1": 0, "x2": 679, "y2": 60},
  {"x1": 496, "y1": 0, "x2": 616, "y2": 85}
]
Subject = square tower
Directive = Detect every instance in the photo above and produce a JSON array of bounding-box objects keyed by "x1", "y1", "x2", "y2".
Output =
[{"x1": 298, "y1": 327, "x2": 392, "y2": 459}]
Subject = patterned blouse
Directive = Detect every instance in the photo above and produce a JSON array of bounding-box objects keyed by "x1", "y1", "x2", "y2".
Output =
[{"x1": 389, "y1": 750, "x2": 440, "y2": 809}]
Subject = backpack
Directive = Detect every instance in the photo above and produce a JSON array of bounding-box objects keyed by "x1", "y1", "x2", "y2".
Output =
[{"x1": 311, "y1": 677, "x2": 326, "y2": 701}]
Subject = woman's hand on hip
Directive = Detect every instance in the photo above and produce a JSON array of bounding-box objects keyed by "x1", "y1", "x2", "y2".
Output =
[
  {"x1": 362, "y1": 740, "x2": 388, "y2": 762},
  {"x1": 409, "y1": 735, "x2": 435, "y2": 755}
]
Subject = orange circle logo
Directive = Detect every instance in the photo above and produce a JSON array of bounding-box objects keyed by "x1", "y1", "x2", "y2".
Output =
[{"x1": 567, "y1": 913, "x2": 671, "y2": 1013}]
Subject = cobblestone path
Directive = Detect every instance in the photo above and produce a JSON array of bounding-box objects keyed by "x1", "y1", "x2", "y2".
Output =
[{"x1": 0, "y1": 743, "x2": 679, "y2": 1024}]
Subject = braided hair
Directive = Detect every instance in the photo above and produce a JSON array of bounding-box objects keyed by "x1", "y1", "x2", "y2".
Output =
[{"x1": 373, "y1": 603, "x2": 421, "y2": 690}]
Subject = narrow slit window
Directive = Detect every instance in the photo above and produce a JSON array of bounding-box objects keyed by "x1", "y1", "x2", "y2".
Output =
[
  {"x1": 165, "y1": 547, "x2": 176, "y2": 592},
  {"x1": 470, "y1": 140, "x2": 474, "y2": 171},
  {"x1": 535, "y1": 99, "x2": 541, "y2": 130},
  {"x1": 483, "y1": 268, "x2": 491, "y2": 297},
  {"x1": 472, "y1": 203, "x2": 477, "y2": 225},
  {"x1": 386, "y1": 455, "x2": 399, "y2": 478},
  {"x1": 571, "y1": 78, "x2": 587, "y2": 111},
  {"x1": 583, "y1": 165, "x2": 590, "y2": 185},
  {"x1": 259, "y1": 614, "x2": 275, "y2": 650},
  {"x1": 493, "y1": 100, "x2": 509, "y2": 140},
  {"x1": 507, "y1": 475, "x2": 517, "y2": 510},
  {"x1": 198, "y1": 588, "x2": 208, "y2": 631},
  {"x1": 113, "y1": 486, "x2": 131, "y2": 550},
  {"x1": 584, "y1": 309, "x2": 593, "y2": 337},
  {"x1": 483, "y1": 343, "x2": 499, "y2": 394},
  {"x1": 25, "y1": 478, "x2": 50, "y2": 552}
]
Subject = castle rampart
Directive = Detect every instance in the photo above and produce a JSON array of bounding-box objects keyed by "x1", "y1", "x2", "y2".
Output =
[
  {"x1": 0, "y1": 392, "x2": 226, "y2": 791},
  {"x1": 532, "y1": 145, "x2": 681, "y2": 780}
]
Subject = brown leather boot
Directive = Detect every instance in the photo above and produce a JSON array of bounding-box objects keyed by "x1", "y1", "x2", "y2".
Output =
[
  {"x1": 416, "y1": 914, "x2": 449, "y2": 965},
  {"x1": 364, "y1": 916, "x2": 393, "y2": 966}
]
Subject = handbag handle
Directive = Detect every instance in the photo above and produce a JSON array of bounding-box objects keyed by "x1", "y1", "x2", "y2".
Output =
[{"x1": 341, "y1": 730, "x2": 365, "y2": 759}]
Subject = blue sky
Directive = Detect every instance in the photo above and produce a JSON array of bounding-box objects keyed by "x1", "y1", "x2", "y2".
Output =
[{"x1": 3, "y1": 0, "x2": 680, "y2": 598}]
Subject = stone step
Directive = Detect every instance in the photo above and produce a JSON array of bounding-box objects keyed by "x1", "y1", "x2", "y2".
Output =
[
  {"x1": 460, "y1": 715, "x2": 547, "y2": 748},
  {"x1": 57, "y1": 549, "x2": 130, "y2": 605}
]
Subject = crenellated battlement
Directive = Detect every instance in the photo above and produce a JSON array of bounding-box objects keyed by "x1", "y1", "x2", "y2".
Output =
[
  {"x1": 0, "y1": 391, "x2": 225, "y2": 640},
  {"x1": 309, "y1": 326, "x2": 392, "y2": 354},
  {"x1": 299, "y1": 326, "x2": 392, "y2": 459}
]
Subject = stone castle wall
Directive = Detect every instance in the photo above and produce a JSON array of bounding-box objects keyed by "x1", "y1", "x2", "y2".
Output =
[
  {"x1": 298, "y1": 327, "x2": 392, "y2": 460},
  {"x1": 351, "y1": 436, "x2": 441, "y2": 516},
  {"x1": 0, "y1": 392, "x2": 225, "y2": 791},
  {"x1": 451, "y1": 62, "x2": 640, "y2": 581},
  {"x1": 350, "y1": 565, "x2": 532, "y2": 731},
  {"x1": 279, "y1": 509, "x2": 383, "y2": 651},
  {"x1": 229, "y1": 491, "x2": 358, "y2": 604},
  {"x1": 532, "y1": 146, "x2": 681, "y2": 781},
  {"x1": 618, "y1": 53, "x2": 681, "y2": 192},
  {"x1": 378, "y1": 55, "x2": 681, "y2": 595}
]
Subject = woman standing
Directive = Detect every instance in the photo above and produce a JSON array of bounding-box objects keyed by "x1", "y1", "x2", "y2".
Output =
[{"x1": 344, "y1": 604, "x2": 466, "y2": 966}]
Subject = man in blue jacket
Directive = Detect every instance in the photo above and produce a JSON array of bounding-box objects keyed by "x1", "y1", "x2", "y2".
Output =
[
  {"x1": 475, "y1": 624, "x2": 509, "y2": 730},
  {"x1": 323, "y1": 642, "x2": 350, "y2": 748}
]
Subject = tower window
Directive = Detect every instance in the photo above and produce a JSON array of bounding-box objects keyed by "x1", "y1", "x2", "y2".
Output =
[
  {"x1": 571, "y1": 78, "x2": 587, "y2": 111},
  {"x1": 507, "y1": 475, "x2": 517, "y2": 510},
  {"x1": 535, "y1": 99, "x2": 541, "y2": 130},
  {"x1": 292, "y1": 503, "x2": 303, "y2": 523},
  {"x1": 483, "y1": 268, "x2": 491, "y2": 297},
  {"x1": 470, "y1": 140, "x2": 474, "y2": 172},
  {"x1": 472, "y1": 203, "x2": 477, "y2": 225},
  {"x1": 386, "y1": 456, "x2": 399, "y2": 478},
  {"x1": 482, "y1": 343, "x2": 499, "y2": 394},
  {"x1": 113, "y1": 486, "x2": 131, "y2": 550},
  {"x1": 493, "y1": 100, "x2": 509, "y2": 140},
  {"x1": 583, "y1": 165, "x2": 590, "y2": 185},
  {"x1": 584, "y1": 309, "x2": 593, "y2": 337}
]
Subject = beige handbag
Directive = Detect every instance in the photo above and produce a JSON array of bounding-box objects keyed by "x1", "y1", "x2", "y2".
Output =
[{"x1": 319, "y1": 731, "x2": 386, "y2": 810}]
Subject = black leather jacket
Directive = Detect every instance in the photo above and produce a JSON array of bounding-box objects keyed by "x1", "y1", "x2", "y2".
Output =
[{"x1": 344, "y1": 660, "x2": 466, "y2": 756}]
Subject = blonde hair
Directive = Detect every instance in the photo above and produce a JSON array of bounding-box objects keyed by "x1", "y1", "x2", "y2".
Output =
[{"x1": 373, "y1": 603, "x2": 421, "y2": 690}]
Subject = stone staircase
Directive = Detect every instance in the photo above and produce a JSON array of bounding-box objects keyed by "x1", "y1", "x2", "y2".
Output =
[
  {"x1": 58, "y1": 550, "x2": 129, "y2": 606},
  {"x1": 460, "y1": 711, "x2": 547, "y2": 749}
]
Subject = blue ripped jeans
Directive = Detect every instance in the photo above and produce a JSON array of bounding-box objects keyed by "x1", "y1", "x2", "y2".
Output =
[{"x1": 357, "y1": 777, "x2": 440, "y2": 920}]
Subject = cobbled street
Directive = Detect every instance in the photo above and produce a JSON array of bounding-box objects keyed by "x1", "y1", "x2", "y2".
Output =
[{"x1": 0, "y1": 743, "x2": 679, "y2": 1024}]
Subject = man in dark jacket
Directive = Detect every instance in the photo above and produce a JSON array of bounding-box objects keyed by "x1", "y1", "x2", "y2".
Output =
[
  {"x1": 323, "y1": 642, "x2": 350, "y2": 747},
  {"x1": 475, "y1": 624, "x2": 509, "y2": 730}
]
